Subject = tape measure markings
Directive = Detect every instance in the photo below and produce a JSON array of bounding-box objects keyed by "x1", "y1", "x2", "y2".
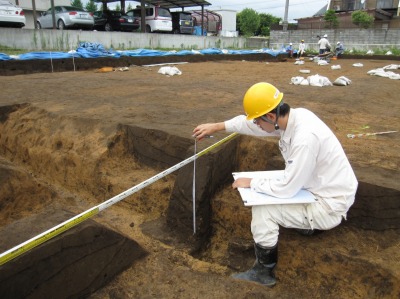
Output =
[{"x1": 0, "y1": 133, "x2": 238, "y2": 266}]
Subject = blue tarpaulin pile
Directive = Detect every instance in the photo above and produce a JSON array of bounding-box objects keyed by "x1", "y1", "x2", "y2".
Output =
[{"x1": 0, "y1": 42, "x2": 286, "y2": 61}]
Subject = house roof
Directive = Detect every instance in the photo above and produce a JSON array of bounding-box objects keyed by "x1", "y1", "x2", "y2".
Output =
[{"x1": 94, "y1": 0, "x2": 211, "y2": 9}]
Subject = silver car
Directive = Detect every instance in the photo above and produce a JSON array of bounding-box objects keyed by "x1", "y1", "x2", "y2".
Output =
[
  {"x1": 0, "y1": 0, "x2": 26, "y2": 28},
  {"x1": 37, "y1": 6, "x2": 94, "y2": 30}
]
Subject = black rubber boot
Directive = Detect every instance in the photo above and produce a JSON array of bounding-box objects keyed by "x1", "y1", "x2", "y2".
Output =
[
  {"x1": 232, "y1": 243, "x2": 278, "y2": 287},
  {"x1": 295, "y1": 228, "x2": 323, "y2": 236},
  {"x1": 295, "y1": 228, "x2": 315, "y2": 236}
]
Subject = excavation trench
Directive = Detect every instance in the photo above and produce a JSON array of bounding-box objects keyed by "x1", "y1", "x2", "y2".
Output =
[{"x1": 0, "y1": 104, "x2": 399, "y2": 298}]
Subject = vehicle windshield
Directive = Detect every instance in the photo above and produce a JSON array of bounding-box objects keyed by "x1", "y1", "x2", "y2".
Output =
[
  {"x1": 180, "y1": 13, "x2": 192, "y2": 20},
  {"x1": 64, "y1": 6, "x2": 85, "y2": 12},
  {"x1": 108, "y1": 11, "x2": 121, "y2": 17},
  {"x1": 158, "y1": 8, "x2": 171, "y2": 18}
]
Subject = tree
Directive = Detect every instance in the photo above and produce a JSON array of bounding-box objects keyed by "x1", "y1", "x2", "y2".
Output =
[
  {"x1": 238, "y1": 8, "x2": 260, "y2": 37},
  {"x1": 352, "y1": 10, "x2": 374, "y2": 29},
  {"x1": 70, "y1": 0, "x2": 83, "y2": 10},
  {"x1": 115, "y1": 4, "x2": 121, "y2": 11},
  {"x1": 127, "y1": 3, "x2": 133, "y2": 11},
  {"x1": 324, "y1": 9, "x2": 339, "y2": 28},
  {"x1": 85, "y1": 0, "x2": 97, "y2": 13},
  {"x1": 256, "y1": 13, "x2": 281, "y2": 36}
]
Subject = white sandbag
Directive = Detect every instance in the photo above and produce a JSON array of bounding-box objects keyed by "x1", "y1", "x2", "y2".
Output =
[
  {"x1": 299, "y1": 69, "x2": 310, "y2": 74},
  {"x1": 317, "y1": 60, "x2": 329, "y2": 66},
  {"x1": 333, "y1": 78, "x2": 347, "y2": 86},
  {"x1": 320, "y1": 76, "x2": 333, "y2": 86},
  {"x1": 383, "y1": 64, "x2": 400, "y2": 70},
  {"x1": 333, "y1": 76, "x2": 351, "y2": 86},
  {"x1": 290, "y1": 76, "x2": 305, "y2": 85},
  {"x1": 338, "y1": 76, "x2": 352, "y2": 85},
  {"x1": 367, "y1": 68, "x2": 385, "y2": 75},
  {"x1": 384, "y1": 71, "x2": 400, "y2": 79},
  {"x1": 388, "y1": 73, "x2": 400, "y2": 80},
  {"x1": 353, "y1": 63, "x2": 364, "y2": 67},
  {"x1": 331, "y1": 65, "x2": 341, "y2": 70},
  {"x1": 385, "y1": 51, "x2": 393, "y2": 55},
  {"x1": 367, "y1": 66, "x2": 400, "y2": 80},
  {"x1": 300, "y1": 79, "x2": 310, "y2": 85},
  {"x1": 294, "y1": 60, "x2": 305, "y2": 65},
  {"x1": 307, "y1": 74, "x2": 332, "y2": 87},
  {"x1": 158, "y1": 66, "x2": 182, "y2": 76},
  {"x1": 368, "y1": 69, "x2": 390, "y2": 77},
  {"x1": 117, "y1": 67, "x2": 129, "y2": 72},
  {"x1": 366, "y1": 50, "x2": 374, "y2": 55}
]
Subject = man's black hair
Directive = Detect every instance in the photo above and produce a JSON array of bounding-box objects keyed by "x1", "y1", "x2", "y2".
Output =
[{"x1": 270, "y1": 102, "x2": 290, "y2": 117}]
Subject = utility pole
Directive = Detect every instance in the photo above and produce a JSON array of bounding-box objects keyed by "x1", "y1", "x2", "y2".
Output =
[
  {"x1": 283, "y1": 0, "x2": 289, "y2": 31},
  {"x1": 51, "y1": 0, "x2": 55, "y2": 29},
  {"x1": 31, "y1": 0, "x2": 37, "y2": 29},
  {"x1": 141, "y1": 0, "x2": 146, "y2": 33}
]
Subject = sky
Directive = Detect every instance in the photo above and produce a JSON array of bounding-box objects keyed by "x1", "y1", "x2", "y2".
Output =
[
  {"x1": 206, "y1": 0, "x2": 329, "y2": 22},
  {"x1": 84, "y1": 0, "x2": 329, "y2": 23}
]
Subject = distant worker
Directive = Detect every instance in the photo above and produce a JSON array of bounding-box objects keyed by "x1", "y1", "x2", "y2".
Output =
[
  {"x1": 298, "y1": 40, "x2": 306, "y2": 58},
  {"x1": 318, "y1": 34, "x2": 331, "y2": 55},
  {"x1": 335, "y1": 41, "x2": 345, "y2": 57},
  {"x1": 286, "y1": 43, "x2": 294, "y2": 58}
]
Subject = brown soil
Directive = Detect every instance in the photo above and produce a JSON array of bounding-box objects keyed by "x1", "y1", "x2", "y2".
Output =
[{"x1": 0, "y1": 56, "x2": 399, "y2": 298}]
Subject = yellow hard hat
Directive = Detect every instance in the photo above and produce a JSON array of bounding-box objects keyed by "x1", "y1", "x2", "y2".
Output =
[{"x1": 243, "y1": 82, "x2": 283, "y2": 120}]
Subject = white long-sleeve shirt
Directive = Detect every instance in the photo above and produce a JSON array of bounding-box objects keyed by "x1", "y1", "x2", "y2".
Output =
[
  {"x1": 225, "y1": 108, "x2": 358, "y2": 216},
  {"x1": 318, "y1": 37, "x2": 331, "y2": 50}
]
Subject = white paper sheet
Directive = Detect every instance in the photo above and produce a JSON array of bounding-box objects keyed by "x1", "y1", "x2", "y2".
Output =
[{"x1": 232, "y1": 170, "x2": 317, "y2": 206}]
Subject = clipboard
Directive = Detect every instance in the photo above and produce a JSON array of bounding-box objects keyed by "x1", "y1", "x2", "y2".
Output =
[{"x1": 232, "y1": 170, "x2": 317, "y2": 206}]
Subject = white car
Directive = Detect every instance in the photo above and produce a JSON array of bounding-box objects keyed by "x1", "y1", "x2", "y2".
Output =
[
  {"x1": 37, "y1": 6, "x2": 94, "y2": 30},
  {"x1": 0, "y1": 0, "x2": 26, "y2": 28}
]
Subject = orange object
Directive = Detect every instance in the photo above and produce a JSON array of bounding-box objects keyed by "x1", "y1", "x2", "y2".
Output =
[{"x1": 95, "y1": 67, "x2": 114, "y2": 73}]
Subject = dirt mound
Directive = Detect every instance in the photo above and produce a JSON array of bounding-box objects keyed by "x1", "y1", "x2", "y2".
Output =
[{"x1": 0, "y1": 58, "x2": 399, "y2": 298}]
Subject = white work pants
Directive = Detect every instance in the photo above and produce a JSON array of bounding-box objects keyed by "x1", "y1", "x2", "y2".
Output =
[{"x1": 251, "y1": 201, "x2": 343, "y2": 247}]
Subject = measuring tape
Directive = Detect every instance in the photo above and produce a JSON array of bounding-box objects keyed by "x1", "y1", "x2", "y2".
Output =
[
  {"x1": 347, "y1": 130, "x2": 397, "y2": 139},
  {"x1": 0, "y1": 132, "x2": 238, "y2": 266}
]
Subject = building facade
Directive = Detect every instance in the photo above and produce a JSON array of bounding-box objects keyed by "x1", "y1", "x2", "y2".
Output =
[{"x1": 296, "y1": 0, "x2": 400, "y2": 30}]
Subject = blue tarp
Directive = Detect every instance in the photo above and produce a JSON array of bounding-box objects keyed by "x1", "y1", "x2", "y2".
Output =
[{"x1": 0, "y1": 42, "x2": 286, "y2": 61}]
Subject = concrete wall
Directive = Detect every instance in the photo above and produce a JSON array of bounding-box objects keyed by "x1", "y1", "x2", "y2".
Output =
[
  {"x1": 0, "y1": 28, "x2": 247, "y2": 51},
  {"x1": 270, "y1": 28, "x2": 400, "y2": 52},
  {"x1": 1, "y1": 27, "x2": 400, "y2": 53}
]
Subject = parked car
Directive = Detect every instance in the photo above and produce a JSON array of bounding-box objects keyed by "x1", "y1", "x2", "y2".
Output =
[
  {"x1": 0, "y1": 0, "x2": 25, "y2": 28},
  {"x1": 126, "y1": 5, "x2": 172, "y2": 33},
  {"x1": 37, "y1": 6, "x2": 94, "y2": 30},
  {"x1": 93, "y1": 10, "x2": 139, "y2": 32},
  {"x1": 171, "y1": 11, "x2": 193, "y2": 34}
]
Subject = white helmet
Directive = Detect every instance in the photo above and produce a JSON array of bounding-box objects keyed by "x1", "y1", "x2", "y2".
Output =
[
  {"x1": 337, "y1": 41, "x2": 340, "y2": 44},
  {"x1": 289, "y1": 43, "x2": 292, "y2": 45},
  {"x1": 323, "y1": 34, "x2": 327, "y2": 38}
]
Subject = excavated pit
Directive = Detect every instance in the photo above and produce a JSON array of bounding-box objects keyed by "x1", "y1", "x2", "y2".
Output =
[
  {"x1": 0, "y1": 104, "x2": 399, "y2": 298},
  {"x1": 0, "y1": 58, "x2": 399, "y2": 298}
]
